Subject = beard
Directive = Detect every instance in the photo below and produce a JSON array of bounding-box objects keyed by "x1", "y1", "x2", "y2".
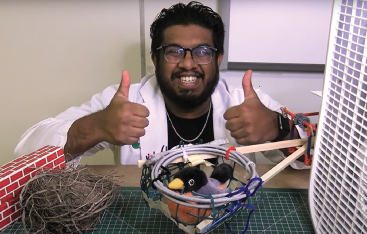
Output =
[{"x1": 155, "y1": 65, "x2": 220, "y2": 109}]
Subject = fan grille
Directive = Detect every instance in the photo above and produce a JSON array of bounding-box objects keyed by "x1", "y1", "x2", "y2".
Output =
[{"x1": 310, "y1": 0, "x2": 367, "y2": 233}]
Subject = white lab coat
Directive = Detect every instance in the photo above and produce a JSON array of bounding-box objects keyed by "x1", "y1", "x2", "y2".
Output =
[{"x1": 14, "y1": 73, "x2": 309, "y2": 168}]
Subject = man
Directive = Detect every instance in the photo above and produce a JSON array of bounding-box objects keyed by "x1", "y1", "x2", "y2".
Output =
[{"x1": 15, "y1": 2, "x2": 306, "y2": 167}]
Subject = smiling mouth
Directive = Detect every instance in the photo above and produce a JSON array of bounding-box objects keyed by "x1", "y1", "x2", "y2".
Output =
[{"x1": 180, "y1": 76, "x2": 197, "y2": 83}]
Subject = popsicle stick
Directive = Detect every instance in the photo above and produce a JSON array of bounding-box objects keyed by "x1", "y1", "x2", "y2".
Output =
[
  {"x1": 235, "y1": 138, "x2": 308, "y2": 154},
  {"x1": 261, "y1": 143, "x2": 308, "y2": 184},
  {"x1": 196, "y1": 218, "x2": 213, "y2": 233}
]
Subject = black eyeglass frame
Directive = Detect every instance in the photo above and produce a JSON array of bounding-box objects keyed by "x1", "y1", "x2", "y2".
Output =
[{"x1": 155, "y1": 44, "x2": 218, "y2": 65}]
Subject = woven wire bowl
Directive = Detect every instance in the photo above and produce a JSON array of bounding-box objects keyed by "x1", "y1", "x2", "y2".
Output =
[{"x1": 140, "y1": 143, "x2": 263, "y2": 234}]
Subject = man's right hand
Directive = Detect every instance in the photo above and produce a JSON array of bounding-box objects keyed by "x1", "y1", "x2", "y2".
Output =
[
  {"x1": 96, "y1": 70, "x2": 150, "y2": 145},
  {"x1": 64, "y1": 70, "x2": 149, "y2": 160}
]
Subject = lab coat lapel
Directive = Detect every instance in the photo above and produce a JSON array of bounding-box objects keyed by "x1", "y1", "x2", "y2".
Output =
[{"x1": 138, "y1": 76, "x2": 168, "y2": 158}]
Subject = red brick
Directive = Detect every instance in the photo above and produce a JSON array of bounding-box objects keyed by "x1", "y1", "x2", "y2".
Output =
[
  {"x1": 0, "y1": 203, "x2": 8, "y2": 213},
  {"x1": 0, "y1": 178, "x2": 10, "y2": 188},
  {"x1": 57, "y1": 148, "x2": 64, "y2": 156},
  {"x1": 1, "y1": 162, "x2": 14, "y2": 170},
  {"x1": 42, "y1": 146, "x2": 50, "y2": 151},
  {"x1": 1, "y1": 171, "x2": 12, "y2": 178},
  {"x1": 23, "y1": 167, "x2": 36, "y2": 176},
  {"x1": 13, "y1": 188, "x2": 22, "y2": 198},
  {"x1": 24, "y1": 156, "x2": 38, "y2": 164},
  {"x1": 36, "y1": 146, "x2": 49, "y2": 153},
  {"x1": 47, "y1": 152, "x2": 57, "y2": 162},
  {"x1": 12, "y1": 163, "x2": 26, "y2": 172},
  {"x1": 35, "y1": 158, "x2": 46, "y2": 168},
  {"x1": 45, "y1": 145, "x2": 53, "y2": 150},
  {"x1": 0, "y1": 194, "x2": 13, "y2": 204},
  {"x1": 10, "y1": 171, "x2": 23, "y2": 182},
  {"x1": 37, "y1": 151, "x2": 48, "y2": 158},
  {"x1": 11, "y1": 210, "x2": 21, "y2": 221},
  {"x1": 3, "y1": 206, "x2": 15, "y2": 217},
  {"x1": 0, "y1": 169, "x2": 11, "y2": 175},
  {"x1": 44, "y1": 162, "x2": 54, "y2": 169},
  {"x1": 19, "y1": 175, "x2": 30, "y2": 187},
  {"x1": 39, "y1": 146, "x2": 53, "y2": 153},
  {"x1": 12, "y1": 157, "x2": 25, "y2": 163},
  {"x1": 59, "y1": 161, "x2": 66, "y2": 169},
  {"x1": 30, "y1": 169, "x2": 40, "y2": 178},
  {"x1": 54, "y1": 157, "x2": 65, "y2": 167},
  {"x1": 31, "y1": 153, "x2": 40, "y2": 159},
  {"x1": 54, "y1": 163, "x2": 64, "y2": 170},
  {"x1": 48, "y1": 146, "x2": 58, "y2": 151},
  {"x1": 0, "y1": 216, "x2": 11, "y2": 229},
  {"x1": 6, "y1": 183, "x2": 18, "y2": 194},
  {"x1": 0, "y1": 169, "x2": 12, "y2": 177},
  {"x1": 6, "y1": 196, "x2": 18, "y2": 206},
  {"x1": 0, "y1": 189, "x2": 5, "y2": 197}
]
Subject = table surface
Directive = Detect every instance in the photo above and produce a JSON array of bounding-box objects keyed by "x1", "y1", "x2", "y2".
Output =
[
  {"x1": 3, "y1": 164, "x2": 313, "y2": 234},
  {"x1": 4, "y1": 186, "x2": 315, "y2": 234}
]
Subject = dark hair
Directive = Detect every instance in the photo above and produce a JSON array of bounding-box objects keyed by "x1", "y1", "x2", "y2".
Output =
[{"x1": 150, "y1": 1, "x2": 225, "y2": 56}]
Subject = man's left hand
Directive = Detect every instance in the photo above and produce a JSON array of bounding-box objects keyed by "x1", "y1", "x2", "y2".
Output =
[{"x1": 224, "y1": 70, "x2": 278, "y2": 145}]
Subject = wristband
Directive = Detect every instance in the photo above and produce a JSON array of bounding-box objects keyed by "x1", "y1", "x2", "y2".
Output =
[{"x1": 273, "y1": 112, "x2": 290, "y2": 142}]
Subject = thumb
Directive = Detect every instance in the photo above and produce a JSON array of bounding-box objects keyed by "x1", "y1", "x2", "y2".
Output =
[
  {"x1": 116, "y1": 70, "x2": 131, "y2": 98},
  {"x1": 242, "y1": 70, "x2": 257, "y2": 99}
]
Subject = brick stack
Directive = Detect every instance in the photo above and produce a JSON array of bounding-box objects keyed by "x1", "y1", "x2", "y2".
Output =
[{"x1": 0, "y1": 146, "x2": 66, "y2": 231}]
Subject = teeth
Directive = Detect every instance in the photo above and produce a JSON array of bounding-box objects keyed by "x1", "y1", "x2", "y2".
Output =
[{"x1": 180, "y1": 76, "x2": 197, "y2": 83}]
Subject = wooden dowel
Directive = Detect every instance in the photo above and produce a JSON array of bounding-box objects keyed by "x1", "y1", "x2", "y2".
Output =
[
  {"x1": 235, "y1": 138, "x2": 308, "y2": 154},
  {"x1": 260, "y1": 143, "x2": 308, "y2": 184},
  {"x1": 196, "y1": 218, "x2": 213, "y2": 233}
]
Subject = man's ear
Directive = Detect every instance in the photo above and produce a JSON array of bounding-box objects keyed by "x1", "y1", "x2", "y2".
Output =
[{"x1": 217, "y1": 53, "x2": 224, "y2": 67}]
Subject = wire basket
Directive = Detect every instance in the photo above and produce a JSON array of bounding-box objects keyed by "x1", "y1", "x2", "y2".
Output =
[{"x1": 140, "y1": 142, "x2": 263, "y2": 234}]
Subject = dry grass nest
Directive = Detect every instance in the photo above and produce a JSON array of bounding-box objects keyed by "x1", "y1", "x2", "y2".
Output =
[{"x1": 19, "y1": 166, "x2": 120, "y2": 234}]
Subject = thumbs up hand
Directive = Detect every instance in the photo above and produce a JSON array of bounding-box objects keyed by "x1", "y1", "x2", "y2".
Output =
[
  {"x1": 223, "y1": 70, "x2": 278, "y2": 145},
  {"x1": 98, "y1": 70, "x2": 149, "y2": 145}
]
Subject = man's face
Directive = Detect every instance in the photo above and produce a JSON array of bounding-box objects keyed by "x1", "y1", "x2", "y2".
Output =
[{"x1": 152, "y1": 24, "x2": 223, "y2": 109}]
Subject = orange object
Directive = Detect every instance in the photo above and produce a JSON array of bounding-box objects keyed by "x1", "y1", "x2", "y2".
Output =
[
  {"x1": 165, "y1": 192, "x2": 211, "y2": 224},
  {"x1": 287, "y1": 147, "x2": 296, "y2": 154},
  {"x1": 304, "y1": 154, "x2": 313, "y2": 166}
]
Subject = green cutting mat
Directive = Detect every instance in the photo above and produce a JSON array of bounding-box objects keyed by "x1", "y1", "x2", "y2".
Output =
[{"x1": 2, "y1": 187, "x2": 315, "y2": 234}]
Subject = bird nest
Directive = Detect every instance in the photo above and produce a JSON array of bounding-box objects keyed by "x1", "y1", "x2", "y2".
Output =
[
  {"x1": 19, "y1": 166, "x2": 119, "y2": 234},
  {"x1": 140, "y1": 142, "x2": 262, "y2": 234}
]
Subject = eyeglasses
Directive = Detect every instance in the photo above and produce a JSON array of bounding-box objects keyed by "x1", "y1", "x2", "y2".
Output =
[{"x1": 156, "y1": 44, "x2": 217, "y2": 65}]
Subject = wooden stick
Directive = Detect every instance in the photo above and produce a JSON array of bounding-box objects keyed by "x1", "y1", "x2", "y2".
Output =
[
  {"x1": 260, "y1": 143, "x2": 308, "y2": 184},
  {"x1": 171, "y1": 154, "x2": 217, "y2": 164},
  {"x1": 235, "y1": 138, "x2": 308, "y2": 154},
  {"x1": 195, "y1": 218, "x2": 213, "y2": 233}
]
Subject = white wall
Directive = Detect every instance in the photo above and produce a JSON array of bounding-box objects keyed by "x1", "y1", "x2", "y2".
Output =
[
  {"x1": 0, "y1": 0, "x2": 141, "y2": 166},
  {"x1": 0, "y1": 0, "x2": 326, "y2": 167},
  {"x1": 228, "y1": 0, "x2": 333, "y2": 64}
]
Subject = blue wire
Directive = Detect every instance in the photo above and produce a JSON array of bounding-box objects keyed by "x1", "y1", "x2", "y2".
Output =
[
  {"x1": 224, "y1": 203, "x2": 256, "y2": 234},
  {"x1": 200, "y1": 177, "x2": 262, "y2": 233},
  {"x1": 307, "y1": 135, "x2": 312, "y2": 158}
]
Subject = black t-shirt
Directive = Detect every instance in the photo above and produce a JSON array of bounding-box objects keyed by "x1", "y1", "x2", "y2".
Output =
[{"x1": 166, "y1": 106, "x2": 214, "y2": 150}]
